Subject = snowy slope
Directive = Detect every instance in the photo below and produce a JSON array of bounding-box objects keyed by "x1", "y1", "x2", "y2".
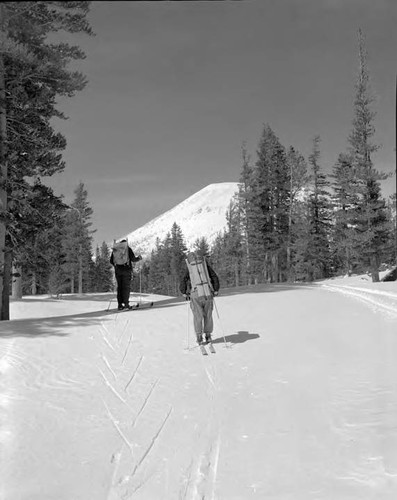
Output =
[
  {"x1": 119, "y1": 182, "x2": 239, "y2": 255},
  {"x1": 2, "y1": 278, "x2": 397, "y2": 499}
]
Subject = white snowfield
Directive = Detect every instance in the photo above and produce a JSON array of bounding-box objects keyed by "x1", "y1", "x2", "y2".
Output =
[
  {"x1": 121, "y1": 182, "x2": 239, "y2": 256},
  {"x1": 1, "y1": 275, "x2": 397, "y2": 500}
]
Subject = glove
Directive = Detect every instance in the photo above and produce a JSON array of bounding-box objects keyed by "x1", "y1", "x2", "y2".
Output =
[
  {"x1": 213, "y1": 291, "x2": 219, "y2": 297},
  {"x1": 138, "y1": 255, "x2": 142, "y2": 261}
]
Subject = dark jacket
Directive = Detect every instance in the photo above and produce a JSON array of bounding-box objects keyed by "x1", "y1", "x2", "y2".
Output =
[
  {"x1": 110, "y1": 247, "x2": 141, "y2": 272},
  {"x1": 179, "y1": 259, "x2": 219, "y2": 295}
]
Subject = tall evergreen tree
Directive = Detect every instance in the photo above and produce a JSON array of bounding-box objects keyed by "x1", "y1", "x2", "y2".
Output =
[
  {"x1": 15, "y1": 180, "x2": 67, "y2": 296},
  {"x1": 330, "y1": 152, "x2": 362, "y2": 275},
  {"x1": 244, "y1": 125, "x2": 290, "y2": 282},
  {"x1": 0, "y1": 1, "x2": 93, "y2": 317},
  {"x1": 63, "y1": 182, "x2": 95, "y2": 293},
  {"x1": 92, "y1": 242, "x2": 113, "y2": 292},
  {"x1": 145, "y1": 225, "x2": 187, "y2": 297},
  {"x1": 347, "y1": 29, "x2": 390, "y2": 281},
  {"x1": 223, "y1": 199, "x2": 244, "y2": 287},
  {"x1": 168, "y1": 222, "x2": 187, "y2": 296},
  {"x1": 238, "y1": 141, "x2": 254, "y2": 285},
  {"x1": 304, "y1": 136, "x2": 332, "y2": 280},
  {"x1": 285, "y1": 146, "x2": 309, "y2": 281}
]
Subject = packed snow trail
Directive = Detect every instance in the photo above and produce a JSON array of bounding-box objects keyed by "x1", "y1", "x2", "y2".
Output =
[{"x1": 1, "y1": 284, "x2": 397, "y2": 499}]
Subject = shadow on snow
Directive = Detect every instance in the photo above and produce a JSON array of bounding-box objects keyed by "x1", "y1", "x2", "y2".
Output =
[
  {"x1": 2, "y1": 283, "x2": 309, "y2": 339},
  {"x1": 212, "y1": 330, "x2": 260, "y2": 345}
]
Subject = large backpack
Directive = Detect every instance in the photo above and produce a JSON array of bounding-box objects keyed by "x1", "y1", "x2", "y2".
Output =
[
  {"x1": 186, "y1": 253, "x2": 213, "y2": 298},
  {"x1": 112, "y1": 240, "x2": 130, "y2": 266}
]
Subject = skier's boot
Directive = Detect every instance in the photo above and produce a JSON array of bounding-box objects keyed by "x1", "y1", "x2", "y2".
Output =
[
  {"x1": 118, "y1": 304, "x2": 124, "y2": 310},
  {"x1": 125, "y1": 304, "x2": 133, "y2": 310},
  {"x1": 205, "y1": 334, "x2": 212, "y2": 344},
  {"x1": 196, "y1": 333, "x2": 203, "y2": 345}
]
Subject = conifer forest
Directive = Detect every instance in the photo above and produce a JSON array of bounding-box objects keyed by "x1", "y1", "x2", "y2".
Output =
[{"x1": 0, "y1": 3, "x2": 396, "y2": 316}]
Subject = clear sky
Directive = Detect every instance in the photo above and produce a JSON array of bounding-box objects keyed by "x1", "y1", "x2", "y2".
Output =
[{"x1": 47, "y1": 0, "x2": 397, "y2": 248}]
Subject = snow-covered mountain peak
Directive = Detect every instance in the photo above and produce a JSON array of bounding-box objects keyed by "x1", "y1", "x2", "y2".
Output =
[{"x1": 121, "y1": 182, "x2": 239, "y2": 255}]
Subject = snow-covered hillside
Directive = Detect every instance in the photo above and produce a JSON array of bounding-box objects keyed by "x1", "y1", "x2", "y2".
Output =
[
  {"x1": 119, "y1": 182, "x2": 239, "y2": 255},
  {"x1": 2, "y1": 276, "x2": 397, "y2": 499}
]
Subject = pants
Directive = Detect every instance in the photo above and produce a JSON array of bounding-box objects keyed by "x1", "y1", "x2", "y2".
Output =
[
  {"x1": 190, "y1": 292, "x2": 214, "y2": 336},
  {"x1": 115, "y1": 268, "x2": 132, "y2": 306}
]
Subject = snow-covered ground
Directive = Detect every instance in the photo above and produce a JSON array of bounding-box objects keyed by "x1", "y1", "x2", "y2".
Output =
[{"x1": 1, "y1": 275, "x2": 397, "y2": 499}]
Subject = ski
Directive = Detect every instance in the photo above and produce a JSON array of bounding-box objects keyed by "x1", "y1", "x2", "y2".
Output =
[
  {"x1": 107, "y1": 301, "x2": 154, "y2": 312},
  {"x1": 207, "y1": 342, "x2": 216, "y2": 354},
  {"x1": 130, "y1": 301, "x2": 154, "y2": 309},
  {"x1": 199, "y1": 344, "x2": 208, "y2": 356}
]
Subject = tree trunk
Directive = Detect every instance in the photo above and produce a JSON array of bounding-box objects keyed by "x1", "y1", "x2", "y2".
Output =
[
  {"x1": 31, "y1": 271, "x2": 37, "y2": 295},
  {"x1": 1, "y1": 249, "x2": 11, "y2": 320},
  {"x1": 370, "y1": 254, "x2": 379, "y2": 282},
  {"x1": 78, "y1": 244, "x2": 83, "y2": 293},
  {"x1": 0, "y1": 4, "x2": 8, "y2": 320},
  {"x1": 12, "y1": 263, "x2": 22, "y2": 299},
  {"x1": 234, "y1": 259, "x2": 239, "y2": 287}
]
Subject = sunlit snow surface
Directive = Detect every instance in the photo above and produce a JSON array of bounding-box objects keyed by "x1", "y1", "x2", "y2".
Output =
[{"x1": 1, "y1": 275, "x2": 397, "y2": 499}]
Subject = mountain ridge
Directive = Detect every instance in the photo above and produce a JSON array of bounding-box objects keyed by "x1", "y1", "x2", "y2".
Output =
[{"x1": 119, "y1": 182, "x2": 239, "y2": 256}]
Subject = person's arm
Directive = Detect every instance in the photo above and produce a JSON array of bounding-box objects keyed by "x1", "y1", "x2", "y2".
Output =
[
  {"x1": 179, "y1": 270, "x2": 190, "y2": 295},
  {"x1": 207, "y1": 263, "x2": 219, "y2": 293},
  {"x1": 129, "y1": 248, "x2": 142, "y2": 263}
]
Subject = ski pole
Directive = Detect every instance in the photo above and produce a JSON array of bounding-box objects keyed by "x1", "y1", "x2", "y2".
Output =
[
  {"x1": 106, "y1": 297, "x2": 114, "y2": 311},
  {"x1": 212, "y1": 296, "x2": 229, "y2": 348},
  {"x1": 139, "y1": 266, "x2": 142, "y2": 306},
  {"x1": 186, "y1": 299, "x2": 191, "y2": 350}
]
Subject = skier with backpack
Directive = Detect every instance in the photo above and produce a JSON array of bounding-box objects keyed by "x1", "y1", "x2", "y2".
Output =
[
  {"x1": 110, "y1": 239, "x2": 142, "y2": 310},
  {"x1": 180, "y1": 251, "x2": 219, "y2": 346}
]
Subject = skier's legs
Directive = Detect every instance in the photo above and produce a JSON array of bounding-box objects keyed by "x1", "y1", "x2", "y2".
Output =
[
  {"x1": 121, "y1": 271, "x2": 132, "y2": 306},
  {"x1": 190, "y1": 293, "x2": 204, "y2": 337},
  {"x1": 115, "y1": 273, "x2": 123, "y2": 306},
  {"x1": 203, "y1": 298, "x2": 214, "y2": 335}
]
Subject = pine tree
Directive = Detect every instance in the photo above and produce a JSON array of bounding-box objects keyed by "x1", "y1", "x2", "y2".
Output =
[
  {"x1": 62, "y1": 182, "x2": 95, "y2": 293},
  {"x1": 15, "y1": 180, "x2": 67, "y2": 296},
  {"x1": 244, "y1": 125, "x2": 290, "y2": 282},
  {"x1": 193, "y1": 236, "x2": 210, "y2": 258},
  {"x1": 147, "y1": 239, "x2": 164, "y2": 294},
  {"x1": 92, "y1": 242, "x2": 113, "y2": 292},
  {"x1": 210, "y1": 232, "x2": 231, "y2": 286},
  {"x1": 238, "y1": 141, "x2": 254, "y2": 285},
  {"x1": 305, "y1": 136, "x2": 332, "y2": 280},
  {"x1": 224, "y1": 199, "x2": 244, "y2": 287},
  {"x1": 347, "y1": 29, "x2": 391, "y2": 281},
  {"x1": 330, "y1": 153, "x2": 362, "y2": 275},
  {"x1": 0, "y1": 2, "x2": 93, "y2": 317},
  {"x1": 285, "y1": 146, "x2": 309, "y2": 281},
  {"x1": 168, "y1": 223, "x2": 187, "y2": 295}
]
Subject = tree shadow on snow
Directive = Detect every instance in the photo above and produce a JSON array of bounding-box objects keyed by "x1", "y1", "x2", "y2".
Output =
[
  {"x1": 212, "y1": 330, "x2": 260, "y2": 345},
  {"x1": 218, "y1": 282, "x2": 314, "y2": 297},
  {"x1": 0, "y1": 308, "x2": 123, "y2": 339}
]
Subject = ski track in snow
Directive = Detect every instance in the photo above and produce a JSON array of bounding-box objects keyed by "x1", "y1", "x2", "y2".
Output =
[
  {"x1": 2, "y1": 284, "x2": 397, "y2": 499},
  {"x1": 97, "y1": 311, "x2": 176, "y2": 500},
  {"x1": 183, "y1": 344, "x2": 222, "y2": 500},
  {"x1": 321, "y1": 283, "x2": 397, "y2": 319}
]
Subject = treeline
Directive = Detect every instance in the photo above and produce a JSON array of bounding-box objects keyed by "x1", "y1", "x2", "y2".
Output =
[
  {"x1": 17, "y1": 181, "x2": 114, "y2": 297},
  {"x1": 130, "y1": 225, "x2": 211, "y2": 298},
  {"x1": 135, "y1": 30, "x2": 396, "y2": 293}
]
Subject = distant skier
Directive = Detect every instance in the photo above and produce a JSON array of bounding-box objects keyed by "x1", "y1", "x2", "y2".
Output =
[
  {"x1": 180, "y1": 251, "x2": 219, "y2": 345},
  {"x1": 110, "y1": 239, "x2": 142, "y2": 310}
]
